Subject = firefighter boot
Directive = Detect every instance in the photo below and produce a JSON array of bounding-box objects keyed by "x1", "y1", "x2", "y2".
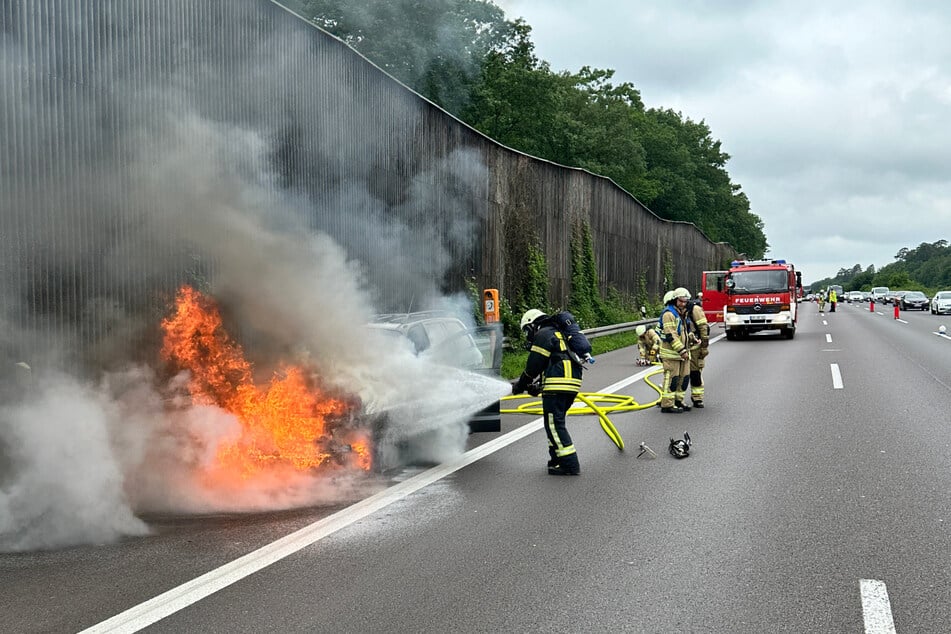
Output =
[
  {"x1": 548, "y1": 453, "x2": 580, "y2": 476},
  {"x1": 675, "y1": 401, "x2": 691, "y2": 412},
  {"x1": 661, "y1": 405, "x2": 684, "y2": 414},
  {"x1": 692, "y1": 401, "x2": 704, "y2": 408}
]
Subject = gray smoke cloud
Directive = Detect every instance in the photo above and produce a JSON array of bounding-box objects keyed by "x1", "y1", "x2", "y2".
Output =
[{"x1": 0, "y1": 1, "x2": 508, "y2": 552}]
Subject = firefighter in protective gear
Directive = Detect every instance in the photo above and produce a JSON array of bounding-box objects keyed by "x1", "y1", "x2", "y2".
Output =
[
  {"x1": 659, "y1": 288, "x2": 692, "y2": 413},
  {"x1": 511, "y1": 309, "x2": 583, "y2": 475},
  {"x1": 635, "y1": 324, "x2": 661, "y2": 366},
  {"x1": 686, "y1": 291, "x2": 710, "y2": 408}
]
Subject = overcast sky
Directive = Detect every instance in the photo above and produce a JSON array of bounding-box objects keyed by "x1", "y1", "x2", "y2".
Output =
[{"x1": 496, "y1": 0, "x2": 951, "y2": 284}]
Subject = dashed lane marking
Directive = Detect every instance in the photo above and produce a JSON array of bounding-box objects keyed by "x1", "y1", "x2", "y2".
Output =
[
  {"x1": 825, "y1": 334, "x2": 832, "y2": 343},
  {"x1": 831, "y1": 363, "x2": 844, "y2": 389},
  {"x1": 860, "y1": 579, "x2": 897, "y2": 633}
]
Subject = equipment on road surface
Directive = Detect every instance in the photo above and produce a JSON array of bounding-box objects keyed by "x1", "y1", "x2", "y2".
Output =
[
  {"x1": 668, "y1": 432, "x2": 692, "y2": 459},
  {"x1": 702, "y1": 259, "x2": 803, "y2": 340},
  {"x1": 637, "y1": 442, "x2": 657, "y2": 459}
]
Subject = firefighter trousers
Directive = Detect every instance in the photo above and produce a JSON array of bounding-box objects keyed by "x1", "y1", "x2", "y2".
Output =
[
  {"x1": 542, "y1": 392, "x2": 579, "y2": 470},
  {"x1": 661, "y1": 357, "x2": 689, "y2": 407}
]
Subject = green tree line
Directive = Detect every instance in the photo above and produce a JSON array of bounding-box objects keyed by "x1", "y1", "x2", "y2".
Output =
[
  {"x1": 809, "y1": 240, "x2": 951, "y2": 296},
  {"x1": 282, "y1": 0, "x2": 768, "y2": 258}
]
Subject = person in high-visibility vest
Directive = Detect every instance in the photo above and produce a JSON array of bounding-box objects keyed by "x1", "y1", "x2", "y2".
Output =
[
  {"x1": 635, "y1": 324, "x2": 661, "y2": 366},
  {"x1": 658, "y1": 288, "x2": 692, "y2": 413},
  {"x1": 828, "y1": 288, "x2": 838, "y2": 312},
  {"x1": 686, "y1": 294, "x2": 710, "y2": 408},
  {"x1": 511, "y1": 309, "x2": 584, "y2": 475}
]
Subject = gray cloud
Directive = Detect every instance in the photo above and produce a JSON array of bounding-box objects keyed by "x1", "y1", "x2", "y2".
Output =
[{"x1": 504, "y1": 0, "x2": 951, "y2": 281}]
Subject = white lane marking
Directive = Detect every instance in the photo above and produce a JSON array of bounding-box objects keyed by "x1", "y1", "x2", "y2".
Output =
[
  {"x1": 825, "y1": 334, "x2": 832, "y2": 343},
  {"x1": 82, "y1": 341, "x2": 683, "y2": 633},
  {"x1": 895, "y1": 318, "x2": 907, "y2": 324},
  {"x1": 933, "y1": 331, "x2": 951, "y2": 340},
  {"x1": 831, "y1": 363, "x2": 844, "y2": 389},
  {"x1": 860, "y1": 579, "x2": 897, "y2": 633},
  {"x1": 822, "y1": 320, "x2": 828, "y2": 326}
]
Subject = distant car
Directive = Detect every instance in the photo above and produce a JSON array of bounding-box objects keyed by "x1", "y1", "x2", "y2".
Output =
[
  {"x1": 886, "y1": 290, "x2": 907, "y2": 305},
  {"x1": 870, "y1": 286, "x2": 890, "y2": 303},
  {"x1": 900, "y1": 291, "x2": 928, "y2": 311},
  {"x1": 847, "y1": 291, "x2": 863, "y2": 303},
  {"x1": 931, "y1": 291, "x2": 951, "y2": 315},
  {"x1": 860, "y1": 291, "x2": 871, "y2": 302}
]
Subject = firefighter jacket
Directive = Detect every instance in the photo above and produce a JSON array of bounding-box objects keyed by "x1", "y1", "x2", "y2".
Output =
[
  {"x1": 521, "y1": 325, "x2": 583, "y2": 395},
  {"x1": 659, "y1": 305, "x2": 691, "y2": 361},
  {"x1": 637, "y1": 328, "x2": 661, "y2": 360},
  {"x1": 688, "y1": 303, "x2": 709, "y2": 354}
]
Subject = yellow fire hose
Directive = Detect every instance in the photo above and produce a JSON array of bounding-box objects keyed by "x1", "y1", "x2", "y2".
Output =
[{"x1": 500, "y1": 367, "x2": 665, "y2": 451}]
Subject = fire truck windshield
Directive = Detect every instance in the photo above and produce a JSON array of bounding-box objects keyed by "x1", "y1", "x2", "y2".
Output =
[{"x1": 729, "y1": 270, "x2": 789, "y2": 294}]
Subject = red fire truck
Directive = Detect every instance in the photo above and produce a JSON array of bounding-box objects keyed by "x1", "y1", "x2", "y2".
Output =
[{"x1": 701, "y1": 259, "x2": 803, "y2": 340}]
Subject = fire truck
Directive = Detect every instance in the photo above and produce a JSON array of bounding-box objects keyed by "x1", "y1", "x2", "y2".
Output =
[{"x1": 701, "y1": 259, "x2": 803, "y2": 340}]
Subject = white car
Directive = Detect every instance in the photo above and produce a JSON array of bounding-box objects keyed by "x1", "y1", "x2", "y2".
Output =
[
  {"x1": 931, "y1": 291, "x2": 951, "y2": 315},
  {"x1": 847, "y1": 291, "x2": 863, "y2": 303},
  {"x1": 870, "y1": 286, "x2": 890, "y2": 303}
]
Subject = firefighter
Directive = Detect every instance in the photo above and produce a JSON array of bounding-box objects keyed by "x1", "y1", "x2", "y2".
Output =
[
  {"x1": 659, "y1": 288, "x2": 692, "y2": 413},
  {"x1": 635, "y1": 324, "x2": 661, "y2": 365},
  {"x1": 511, "y1": 308, "x2": 584, "y2": 475},
  {"x1": 686, "y1": 291, "x2": 710, "y2": 408}
]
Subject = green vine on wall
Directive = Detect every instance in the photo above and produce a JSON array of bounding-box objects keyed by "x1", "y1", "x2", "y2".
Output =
[
  {"x1": 568, "y1": 220, "x2": 602, "y2": 327},
  {"x1": 663, "y1": 247, "x2": 674, "y2": 292}
]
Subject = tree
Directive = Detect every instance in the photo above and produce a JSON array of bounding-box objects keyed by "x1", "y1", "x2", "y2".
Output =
[{"x1": 285, "y1": 0, "x2": 512, "y2": 113}]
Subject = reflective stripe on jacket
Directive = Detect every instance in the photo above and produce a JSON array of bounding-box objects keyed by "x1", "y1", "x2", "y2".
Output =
[{"x1": 524, "y1": 327, "x2": 583, "y2": 394}]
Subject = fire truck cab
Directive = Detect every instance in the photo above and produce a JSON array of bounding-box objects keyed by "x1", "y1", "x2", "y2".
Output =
[{"x1": 702, "y1": 259, "x2": 802, "y2": 340}]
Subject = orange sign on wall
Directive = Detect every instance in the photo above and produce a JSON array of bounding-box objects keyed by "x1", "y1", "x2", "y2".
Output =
[{"x1": 483, "y1": 289, "x2": 500, "y2": 323}]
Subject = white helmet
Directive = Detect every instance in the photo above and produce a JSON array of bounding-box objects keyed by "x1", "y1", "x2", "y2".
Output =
[
  {"x1": 520, "y1": 309, "x2": 547, "y2": 331},
  {"x1": 663, "y1": 290, "x2": 675, "y2": 304},
  {"x1": 672, "y1": 287, "x2": 691, "y2": 300},
  {"x1": 635, "y1": 324, "x2": 647, "y2": 337}
]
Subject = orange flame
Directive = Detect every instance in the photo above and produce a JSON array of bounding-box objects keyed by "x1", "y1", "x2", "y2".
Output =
[{"x1": 160, "y1": 285, "x2": 371, "y2": 481}]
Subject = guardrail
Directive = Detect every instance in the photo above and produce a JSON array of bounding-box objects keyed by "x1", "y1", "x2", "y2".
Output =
[
  {"x1": 582, "y1": 319, "x2": 655, "y2": 339},
  {"x1": 502, "y1": 318, "x2": 656, "y2": 350}
]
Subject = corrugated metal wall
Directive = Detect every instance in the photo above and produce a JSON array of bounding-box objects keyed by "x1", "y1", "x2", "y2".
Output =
[{"x1": 0, "y1": 0, "x2": 735, "y2": 373}]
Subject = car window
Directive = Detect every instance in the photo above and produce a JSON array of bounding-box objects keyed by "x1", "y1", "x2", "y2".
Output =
[
  {"x1": 418, "y1": 320, "x2": 484, "y2": 369},
  {"x1": 937, "y1": 292, "x2": 951, "y2": 300},
  {"x1": 405, "y1": 324, "x2": 431, "y2": 353},
  {"x1": 906, "y1": 292, "x2": 926, "y2": 299}
]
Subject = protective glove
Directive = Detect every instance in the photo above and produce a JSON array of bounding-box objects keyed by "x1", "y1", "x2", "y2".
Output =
[
  {"x1": 526, "y1": 382, "x2": 542, "y2": 397},
  {"x1": 511, "y1": 372, "x2": 532, "y2": 395}
]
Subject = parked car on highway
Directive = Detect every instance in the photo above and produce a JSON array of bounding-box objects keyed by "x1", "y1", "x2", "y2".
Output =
[
  {"x1": 364, "y1": 311, "x2": 504, "y2": 470},
  {"x1": 366, "y1": 312, "x2": 486, "y2": 370},
  {"x1": 870, "y1": 286, "x2": 889, "y2": 303},
  {"x1": 900, "y1": 291, "x2": 929, "y2": 310},
  {"x1": 931, "y1": 291, "x2": 951, "y2": 315}
]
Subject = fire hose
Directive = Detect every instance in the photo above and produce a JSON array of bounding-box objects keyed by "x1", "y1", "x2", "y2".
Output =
[{"x1": 500, "y1": 367, "x2": 665, "y2": 451}]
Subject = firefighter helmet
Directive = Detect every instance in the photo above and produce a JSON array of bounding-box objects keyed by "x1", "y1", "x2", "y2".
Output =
[
  {"x1": 672, "y1": 287, "x2": 691, "y2": 300},
  {"x1": 520, "y1": 309, "x2": 547, "y2": 331},
  {"x1": 663, "y1": 290, "x2": 675, "y2": 304},
  {"x1": 635, "y1": 324, "x2": 647, "y2": 337}
]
